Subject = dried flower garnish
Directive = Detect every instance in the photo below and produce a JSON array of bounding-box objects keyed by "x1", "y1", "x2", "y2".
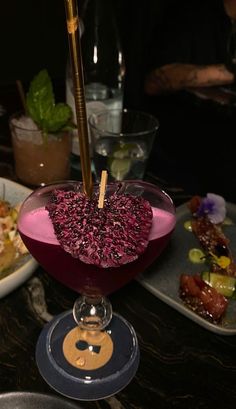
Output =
[{"x1": 196, "y1": 193, "x2": 226, "y2": 224}]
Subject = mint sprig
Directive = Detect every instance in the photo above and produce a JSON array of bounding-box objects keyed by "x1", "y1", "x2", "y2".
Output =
[{"x1": 26, "y1": 69, "x2": 73, "y2": 134}]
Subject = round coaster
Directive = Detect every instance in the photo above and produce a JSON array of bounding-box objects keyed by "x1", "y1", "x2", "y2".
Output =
[
  {"x1": 62, "y1": 326, "x2": 114, "y2": 370},
  {"x1": 36, "y1": 310, "x2": 140, "y2": 401}
]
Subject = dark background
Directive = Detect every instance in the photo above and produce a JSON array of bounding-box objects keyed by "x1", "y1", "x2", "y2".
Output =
[
  {"x1": 1, "y1": 0, "x2": 235, "y2": 202},
  {"x1": 0, "y1": 0, "x2": 174, "y2": 95}
]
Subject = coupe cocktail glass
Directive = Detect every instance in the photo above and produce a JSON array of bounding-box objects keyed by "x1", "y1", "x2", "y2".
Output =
[{"x1": 18, "y1": 179, "x2": 176, "y2": 400}]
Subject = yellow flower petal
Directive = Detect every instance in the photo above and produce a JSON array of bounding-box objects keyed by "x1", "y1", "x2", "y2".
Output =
[{"x1": 210, "y1": 252, "x2": 230, "y2": 268}]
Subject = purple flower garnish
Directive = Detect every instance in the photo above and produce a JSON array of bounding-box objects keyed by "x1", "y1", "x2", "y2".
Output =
[{"x1": 196, "y1": 193, "x2": 226, "y2": 224}]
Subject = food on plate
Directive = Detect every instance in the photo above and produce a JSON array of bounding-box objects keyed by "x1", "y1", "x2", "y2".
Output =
[
  {"x1": 201, "y1": 271, "x2": 236, "y2": 299},
  {"x1": 179, "y1": 193, "x2": 235, "y2": 323},
  {"x1": 180, "y1": 273, "x2": 228, "y2": 323},
  {"x1": 188, "y1": 248, "x2": 205, "y2": 264},
  {"x1": 0, "y1": 199, "x2": 28, "y2": 278},
  {"x1": 188, "y1": 193, "x2": 236, "y2": 277}
]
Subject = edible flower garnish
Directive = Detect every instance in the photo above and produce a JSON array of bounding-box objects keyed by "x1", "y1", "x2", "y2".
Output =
[
  {"x1": 209, "y1": 252, "x2": 231, "y2": 269},
  {"x1": 196, "y1": 193, "x2": 226, "y2": 224}
]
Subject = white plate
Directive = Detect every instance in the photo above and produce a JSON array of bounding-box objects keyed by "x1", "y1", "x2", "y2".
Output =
[
  {"x1": 0, "y1": 177, "x2": 38, "y2": 298},
  {"x1": 138, "y1": 201, "x2": 236, "y2": 335}
]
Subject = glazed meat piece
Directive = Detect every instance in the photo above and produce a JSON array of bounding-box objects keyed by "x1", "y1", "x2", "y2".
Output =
[
  {"x1": 191, "y1": 217, "x2": 229, "y2": 253},
  {"x1": 180, "y1": 273, "x2": 228, "y2": 323},
  {"x1": 191, "y1": 217, "x2": 236, "y2": 277}
]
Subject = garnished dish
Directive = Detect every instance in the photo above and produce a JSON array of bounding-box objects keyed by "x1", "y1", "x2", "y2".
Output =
[
  {"x1": 0, "y1": 199, "x2": 28, "y2": 279},
  {"x1": 138, "y1": 193, "x2": 236, "y2": 335},
  {"x1": 0, "y1": 178, "x2": 38, "y2": 299},
  {"x1": 180, "y1": 193, "x2": 235, "y2": 324}
]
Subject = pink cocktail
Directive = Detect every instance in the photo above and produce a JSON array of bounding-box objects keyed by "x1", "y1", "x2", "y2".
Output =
[
  {"x1": 17, "y1": 180, "x2": 176, "y2": 400},
  {"x1": 19, "y1": 205, "x2": 175, "y2": 296},
  {"x1": 18, "y1": 181, "x2": 175, "y2": 296}
]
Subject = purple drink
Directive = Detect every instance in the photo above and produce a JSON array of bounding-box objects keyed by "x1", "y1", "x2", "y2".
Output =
[
  {"x1": 18, "y1": 180, "x2": 176, "y2": 399},
  {"x1": 18, "y1": 181, "x2": 176, "y2": 295}
]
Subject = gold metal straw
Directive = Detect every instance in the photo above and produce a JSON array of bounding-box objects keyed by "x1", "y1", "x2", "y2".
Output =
[{"x1": 64, "y1": 0, "x2": 93, "y2": 198}]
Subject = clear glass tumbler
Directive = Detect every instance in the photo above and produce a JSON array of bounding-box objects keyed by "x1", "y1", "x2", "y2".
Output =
[
  {"x1": 89, "y1": 108, "x2": 159, "y2": 182},
  {"x1": 10, "y1": 112, "x2": 71, "y2": 187}
]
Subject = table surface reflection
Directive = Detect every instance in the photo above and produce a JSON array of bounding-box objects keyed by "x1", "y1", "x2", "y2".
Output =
[{"x1": 1, "y1": 84, "x2": 236, "y2": 409}]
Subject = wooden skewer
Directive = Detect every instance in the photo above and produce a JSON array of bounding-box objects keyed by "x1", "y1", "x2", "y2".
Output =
[{"x1": 98, "y1": 170, "x2": 108, "y2": 209}]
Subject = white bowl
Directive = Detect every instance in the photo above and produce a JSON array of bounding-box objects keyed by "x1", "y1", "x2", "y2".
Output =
[{"x1": 0, "y1": 177, "x2": 38, "y2": 298}]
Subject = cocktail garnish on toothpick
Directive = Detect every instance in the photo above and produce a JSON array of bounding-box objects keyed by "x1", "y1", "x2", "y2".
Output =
[
  {"x1": 64, "y1": 0, "x2": 93, "y2": 198},
  {"x1": 46, "y1": 184, "x2": 153, "y2": 268},
  {"x1": 98, "y1": 170, "x2": 108, "y2": 209}
]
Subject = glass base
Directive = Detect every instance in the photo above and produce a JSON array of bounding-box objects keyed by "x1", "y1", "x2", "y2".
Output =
[{"x1": 36, "y1": 310, "x2": 140, "y2": 401}]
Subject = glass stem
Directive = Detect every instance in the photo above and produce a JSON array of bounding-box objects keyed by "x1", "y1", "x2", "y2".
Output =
[{"x1": 73, "y1": 295, "x2": 112, "y2": 331}]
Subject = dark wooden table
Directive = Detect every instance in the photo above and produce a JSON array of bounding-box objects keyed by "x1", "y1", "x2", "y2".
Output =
[{"x1": 1, "y1": 84, "x2": 236, "y2": 409}]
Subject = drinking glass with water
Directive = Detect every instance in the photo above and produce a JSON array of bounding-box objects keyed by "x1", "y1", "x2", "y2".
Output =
[{"x1": 89, "y1": 109, "x2": 159, "y2": 182}]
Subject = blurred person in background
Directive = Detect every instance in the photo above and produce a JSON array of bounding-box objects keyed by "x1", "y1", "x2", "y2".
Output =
[
  {"x1": 142, "y1": 0, "x2": 236, "y2": 202},
  {"x1": 145, "y1": 0, "x2": 236, "y2": 96}
]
